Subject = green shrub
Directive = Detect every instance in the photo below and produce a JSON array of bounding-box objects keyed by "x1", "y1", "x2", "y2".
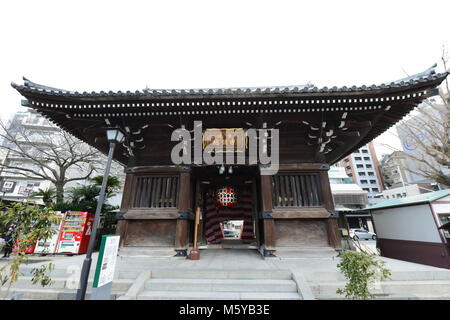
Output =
[{"x1": 336, "y1": 250, "x2": 391, "y2": 300}]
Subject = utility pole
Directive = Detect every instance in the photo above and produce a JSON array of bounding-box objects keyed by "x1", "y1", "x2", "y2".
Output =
[{"x1": 397, "y1": 165, "x2": 408, "y2": 197}]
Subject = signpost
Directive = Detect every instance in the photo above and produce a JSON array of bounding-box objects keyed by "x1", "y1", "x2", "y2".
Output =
[{"x1": 91, "y1": 235, "x2": 120, "y2": 300}]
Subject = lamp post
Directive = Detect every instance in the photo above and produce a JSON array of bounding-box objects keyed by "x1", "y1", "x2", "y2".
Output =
[{"x1": 76, "y1": 127, "x2": 125, "y2": 300}]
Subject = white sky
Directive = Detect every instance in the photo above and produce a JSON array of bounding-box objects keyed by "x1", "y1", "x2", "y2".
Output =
[{"x1": 0, "y1": 0, "x2": 449, "y2": 160}]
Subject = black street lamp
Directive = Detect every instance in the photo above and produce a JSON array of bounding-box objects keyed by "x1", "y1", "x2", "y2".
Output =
[{"x1": 76, "y1": 127, "x2": 125, "y2": 300}]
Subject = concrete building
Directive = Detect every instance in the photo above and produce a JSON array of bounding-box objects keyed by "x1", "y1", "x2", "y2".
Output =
[
  {"x1": 379, "y1": 149, "x2": 443, "y2": 200},
  {"x1": 329, "y1": 166, "x2": 374, "y2": 232},
  {"x1": 379, "y1": 151, "x2": 413, "y2": 188},
  {"x1": 339, "y1": 142, "x2": 384, "y2": 204},
  {"x1": 329, "y1": 166, "x2": 368, "y2": 210}
]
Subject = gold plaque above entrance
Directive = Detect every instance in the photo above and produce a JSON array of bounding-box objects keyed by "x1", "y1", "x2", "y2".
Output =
[{"x1": 202, "y1": 128, "x2": 248, "y2": 153}]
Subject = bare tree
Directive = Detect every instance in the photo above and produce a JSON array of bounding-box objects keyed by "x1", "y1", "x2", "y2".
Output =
[
  {"x1": 376, "y1": 48, "x2": 449, "y2": 187},
  {"x1": 0, "y1": 118, "x2": 112, "y2": 204}
]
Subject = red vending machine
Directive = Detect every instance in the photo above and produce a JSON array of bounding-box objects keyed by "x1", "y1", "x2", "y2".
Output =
[{"x1": 55, "y1": 211, "x2": 95, "y2": 255}]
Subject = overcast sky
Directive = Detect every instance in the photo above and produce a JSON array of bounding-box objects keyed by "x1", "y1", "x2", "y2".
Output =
[{"x1": 1, "y1": 0, "x2": 448, "y2": 159}]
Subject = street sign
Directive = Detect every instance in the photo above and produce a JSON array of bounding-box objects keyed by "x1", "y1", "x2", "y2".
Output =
[{"x1": 91, "y1": 234, "x2": 120, "y2": 300}]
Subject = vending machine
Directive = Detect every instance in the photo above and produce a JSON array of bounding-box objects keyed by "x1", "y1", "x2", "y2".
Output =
[
  {"x1": 34, "y1": 212, "x2": 64, "y2": 254},
  {"x1": 55, "y1": 211, "x2": 95, "y2": 255}
]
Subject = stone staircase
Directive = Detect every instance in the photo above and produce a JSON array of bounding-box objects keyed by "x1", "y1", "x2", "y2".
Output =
[
  {"x1": 2, "y1": 248, "x2": 450, "y2": 300},
  {"x1": 302, "y1": 269, "x2": 450, "y2": 300},
  {"x1": 134, "y1": 270, "x2": 302, "y2": 300}
]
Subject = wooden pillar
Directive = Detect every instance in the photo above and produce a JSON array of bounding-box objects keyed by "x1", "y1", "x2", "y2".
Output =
[
  {"x1": 260, "y1": 173, "x2": 276, "y2": 257},
  {"x1": 319, "y1": 170, "x2": 342, "y2": 250},
  {"x1": 116, "y1": 171, "x2": 134, "y2": 248},
  {"x1": 174, "y1": 170, "x2": 192, "y2": 256}
]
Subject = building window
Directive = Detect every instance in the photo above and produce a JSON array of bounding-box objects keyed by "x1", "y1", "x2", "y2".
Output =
[
  {"x1": 372, "y1": 188, "x2": 379, "y2": 192},
  {"x1": 370, "y1": 180, "x2": 376, "y2": 184},
  {"x1": 356, "y1": 164, "x2": 364, "y2": 168},
  {"x1": 362, "y1": 188, "x2": 370, "y2": 192},
  {"x1": 362, "y1": 150, "x2": 368, "y2": 154},
  {"x1": 359, "y1": 172, "x2": 366, "y2": 176},
  {"x1": 355, "y1": 157, "x2": 362, "y2": 161},
  {"x1": 360, "y1": 180, "x2": 368, "y2": 184},
  {"x1": 366, "y1": 164, "x2": 372, "y2": 168},
  {"x1": 368, "y1": 172, "x2": 374, "y2": 176},
  {"x1": 364, "y1": 157, "x2": 370, "y2": 160}
]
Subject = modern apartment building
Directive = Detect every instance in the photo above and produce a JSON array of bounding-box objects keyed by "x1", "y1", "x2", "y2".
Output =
[{"x1": 338, "y1": 142, "x2": 384, "y2": 204}]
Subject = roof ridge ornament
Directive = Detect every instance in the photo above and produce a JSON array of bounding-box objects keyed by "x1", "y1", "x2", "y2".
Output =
[
  {"x1": 392, "y1": 63, "x2": 437, "y2": 84},
  {"x1": 21, "y1": 76, "x2": 73, "y2": 93}
]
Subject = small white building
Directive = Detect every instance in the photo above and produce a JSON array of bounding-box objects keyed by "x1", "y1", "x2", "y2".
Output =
[
  {"x1": 381, "y1": 183, "x2": 438, "y2": 200},
  {"x1": 368, "y1": 190, "x2": 450, "y2": 269}
]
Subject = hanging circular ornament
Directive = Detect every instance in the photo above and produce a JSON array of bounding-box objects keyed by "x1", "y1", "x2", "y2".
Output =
[{"x1": 216, "y1": 186, "x2": 237, "y2": 207}]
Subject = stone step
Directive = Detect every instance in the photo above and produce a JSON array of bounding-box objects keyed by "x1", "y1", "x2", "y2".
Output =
[
  {"x1": 4, "y1": 277, "x2": 133, "y2": 292},
  {"x1": 118, "y1": 247, "x2": 175, "y2": 258},
  {"x1": 150, "y1": 269, "x2": 293, "y2": 280},
  {"x1": 138, "y1": 290, "x2": 301, "y2": 300},
  {"x1": 310, "y1": 280, "x2": 450, "y2": 296},
  {"x1": 18, "y1": 266, "x2": 97, "y2": 278},
  {"x1": 0, "y1": 288, "x2": 61, "y2": 300},
  {"x1": 381, "y1": 280, "x2": 450, "y2": 295},
  {"x1": 275, "y1": 247, "x2": 338, "y2": 259},
  {"x1": 145, "y1": 279, "x2": 297, "y2": 292},
  {"x1": 301, "y1": 269, "x2": 450, "y2": 282},
  {"x1": 0, "y1": 287, "x2": 127, "y2": 300},
  {"x1": 315, "y1": 294, "x2": 421, "y2": 300}
]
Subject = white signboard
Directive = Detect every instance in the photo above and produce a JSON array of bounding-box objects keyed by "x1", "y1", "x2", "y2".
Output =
[{"x1": 93, "y1": 235, "x2": 120, "y2": 288}]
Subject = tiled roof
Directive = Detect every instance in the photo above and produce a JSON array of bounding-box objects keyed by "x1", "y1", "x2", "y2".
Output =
[{"x1": 11, "y1": 64, "x2": 450, "y2": 99}]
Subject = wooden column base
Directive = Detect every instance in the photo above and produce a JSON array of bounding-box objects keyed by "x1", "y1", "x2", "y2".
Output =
[
  {"x1": 326, "y1": 218, "x2": 342, "y2": 250},
  {"x1": 115, "y1": 220, "x2": 128, "y2": 248},
  {"x1": 175, "y1": 219, "x2": 189, "y2": 250},
  {"x1": 189, "y1": 248, "x2": 200, "y2": 260},
  {"x1": 263, "y1": 218, "x2": 276, "y2": 250}
]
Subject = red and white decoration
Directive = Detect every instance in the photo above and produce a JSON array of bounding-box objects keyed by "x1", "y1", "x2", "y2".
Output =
[
  {"x1": 216, "y1": 186, "x2": 238, "y2": 207},
  {"x1": 205, "y1": 187, "x2": 255, "y2": 244}
]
